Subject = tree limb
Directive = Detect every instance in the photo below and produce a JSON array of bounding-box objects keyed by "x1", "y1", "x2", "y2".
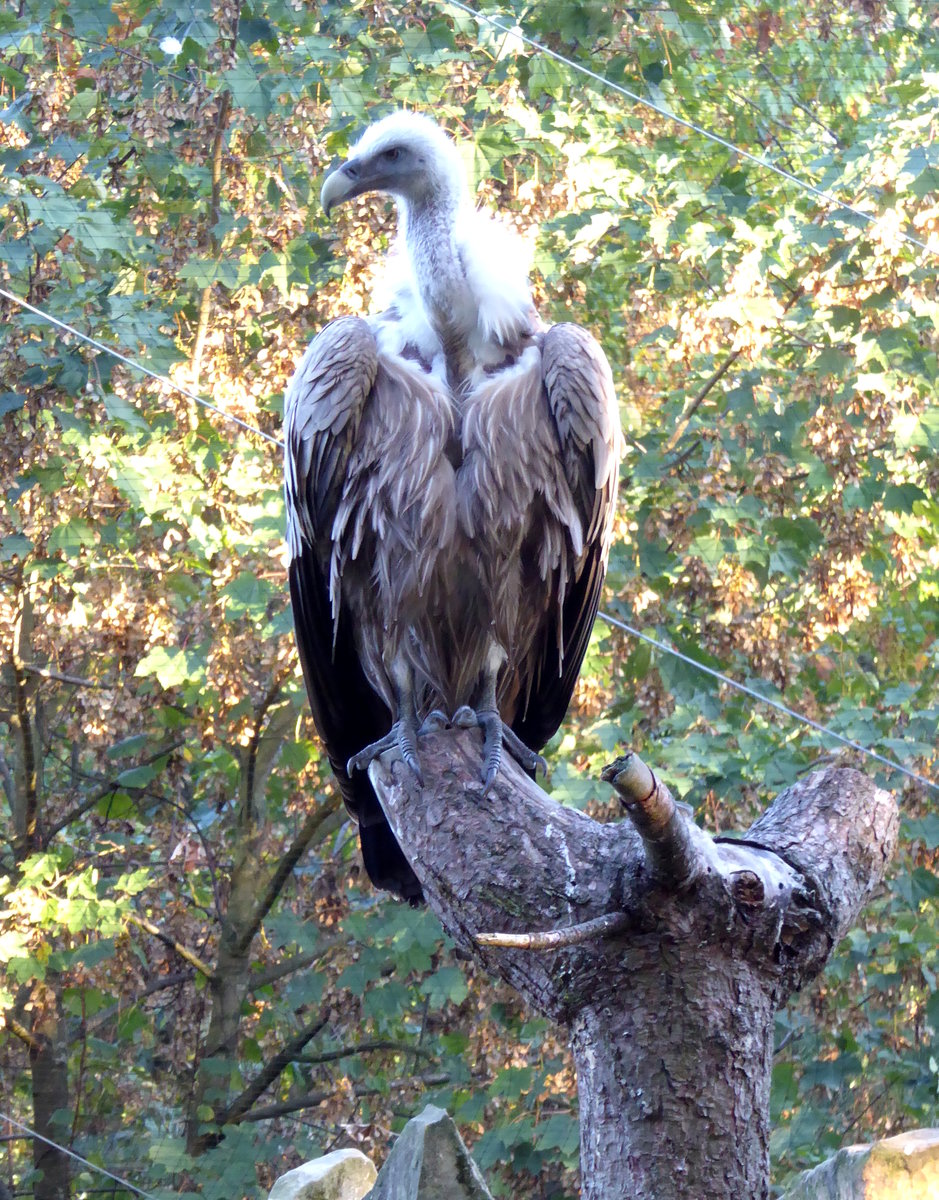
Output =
[
  {"x1": 476, "y1": 910, "x2": 631, "y2": 950},
  {"x1": 3, "y1": 1013, "x2": 41, "y2": 1052},
  {"x1": 236, "y1": 1071, "x2": 453, "y2": 1125},
  {"x1": 44, "y1": 738, "x2": 185, "y2": 841},
  {"x1": 71, "y1": 971, "x2": 194, "y2": 1045},
  {"x1": 294, "y1": 1039, "x2": 437, "y2": 1066},
  {"x1": 218, "y1": 1009, "x2": 329, "y2": 1126},
  {"x1": 248, "y1": 940, "x2": 342, "y2": 992},
  {"x1": 234, "y1": 796, "x2": 342, "y2": 956},
  {"x1": 664, "y1": 348, "x2": 744, "y2": 454},
  {"x1": 601, "y1": 751, "x2": 707, "y2": 888},
  {"x1": 21, "y1": 663, "x2": 112, "y2": 689},
  {"x1": 127, "y1": 914, "x2": 215, "y2": 980}
]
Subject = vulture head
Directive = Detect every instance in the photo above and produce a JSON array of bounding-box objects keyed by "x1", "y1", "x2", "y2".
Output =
[{"x1": 320, "y1": 111, "x2": 466, "y2": 217}]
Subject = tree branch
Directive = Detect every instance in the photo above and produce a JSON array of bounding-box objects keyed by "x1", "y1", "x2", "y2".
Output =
[
  {"x1": 295, "y1": 1039, "x2": 437, "y2": 1066},
  {"x1": 3, "y1": 1013, "x2": 41, "y2": 1052},
  {"x1": 127, "y1": 914, "x2": 215, "y2": 980},
  {"x1": 234, "y1": 796, "x2": 342, "y2": 957},
  {"x1": 248, "y1": 940, "x2": 342, "y2": 992},
  {"x1": 71, "y1": 971, "x2": 193, "y2": 1045},
  {"x1": 236, "y1": 1071, "x2": 453, "y2": 1125},
  {"x1": 664, "y1": 348, "x2": 744, "y2": 454},
  {"x1": 476, "y1": 910, "x2": 631, "y2": 950},
  {"x1": 21, "y1": 663, "x2": 112, "y2": 689},
  {"x1": 9, "y1": 584, "x2": 38, "y2": 860},
  {"x1": 190, "y1": 12, "x2": 237, "y2": 391},
  {"x1": 44, "y1": 738, "x2": 185, "y2": 841},
  {"x1": 218, "y1": 1009, "x2": 329, "y2": 1126},
  {"x1": 601, "y1": 751, "x2": 707, "y2": 888}
]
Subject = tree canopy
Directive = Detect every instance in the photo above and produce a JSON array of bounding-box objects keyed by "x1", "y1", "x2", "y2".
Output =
[{"x1": 0, "y1": 1, "x2": 937, "y2": 1197}]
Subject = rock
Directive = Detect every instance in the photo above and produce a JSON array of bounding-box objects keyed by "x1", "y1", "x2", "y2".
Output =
[
  {"x1": 782, "y1": 1128, "x2": 939, "y2": 1199},
  {"x1": 365, "y1": 1104, "x2": 493, "y2": 1200},
  {"x1": 268, "y1": 1147, "x2": 377, "y2": 1200}
]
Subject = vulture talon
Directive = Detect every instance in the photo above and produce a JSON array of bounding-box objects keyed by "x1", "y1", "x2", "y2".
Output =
[
  {"x1": 475, "y1": 709, "x2": 545, "y2": 791},
  {"x1": 348, "y1": 719, "x2": 423, "y2": 784},
  {"x1": 419, "y1": 709, "x2": 451, "y2": 733},
  {"x1": 502, "y1": 725, "x2": 547, "y2": 778},
  {"x1": 451, "y1": 705, "x2": 479, "y2": 729},
  {"x1": 478, "y1": 708, "x2": 503, "y2": 795}
]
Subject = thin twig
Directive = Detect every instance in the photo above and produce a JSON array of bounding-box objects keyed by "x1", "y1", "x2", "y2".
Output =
[
  {"x1": 127, "y1": 914, "x2": 215, "y2": 980},
  {"x1": 21, "y1": 663, "x2": 113, "y2": 689},
  {"x1": 476, "y1": 910, "x2": 631, "y2": 951},
  {"x1": 295, "y1": 1039, "x2": 436, "y2": 1066}
]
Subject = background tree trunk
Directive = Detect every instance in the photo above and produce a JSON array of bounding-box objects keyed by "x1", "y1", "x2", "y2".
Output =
[
  {"x1": 368, "y1": 730, "x2": 898, "y2": 1200},
  {"x1": 5, "y1": 583, "x2": 72, "y2": 1198},
  {"x1": 25, "y1": 986, "x2": 71, "y2": 1200}
]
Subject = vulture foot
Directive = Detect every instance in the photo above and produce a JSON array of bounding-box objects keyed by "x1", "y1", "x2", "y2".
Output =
[
  {"x1": 419, "y1": 709, "x2": 451, "y2": 733},
  {"x1": 348, "y1": 719, "x2": 423, "y2": 784},
  {"x1": 452, "y1": 706, "x2": 547, "y2": 796}
]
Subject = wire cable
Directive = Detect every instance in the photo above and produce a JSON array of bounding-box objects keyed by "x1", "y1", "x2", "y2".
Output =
[
  {"x1": 598, "y1": 610, "x2": 939, "y2": 795},
  {"x1": 0, "y1": 1111, "x2": 160, "y2": 1200},
  {"x1": 440, "y1": 0, "x2": 934, "y2": 256},
  {"x1": 0, "y1": 285, "x2": 281, "y2": 448}
]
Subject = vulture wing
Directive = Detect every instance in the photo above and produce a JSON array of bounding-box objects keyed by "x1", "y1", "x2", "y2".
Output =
[
  {"x1": 284, "y1": 316, "x2": 423, "y2": 903},
  {"x1": 511, "y1": 322, "x2": 621, "y2": 752}
]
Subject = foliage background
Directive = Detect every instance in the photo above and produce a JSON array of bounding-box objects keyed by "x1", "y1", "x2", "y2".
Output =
[{"x1": 0, "y1": 0, "x2": 937, "y2": 1196}]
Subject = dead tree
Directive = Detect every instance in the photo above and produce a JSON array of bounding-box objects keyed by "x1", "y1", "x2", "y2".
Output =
[{"x1": 368, "y1": 729, "x2": 898, "y2": 1200}]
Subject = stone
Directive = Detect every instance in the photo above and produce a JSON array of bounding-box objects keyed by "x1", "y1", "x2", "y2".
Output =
[
  {"x1": 365, "y1": 1104, "x2": 493, "y2": 1200},
  {"x1": 782, "y1": 1128, "x2": 939, "y2": 1199},
  {"x1": 268, "y1": 1147, "x2": 377, "y2": 1200}
]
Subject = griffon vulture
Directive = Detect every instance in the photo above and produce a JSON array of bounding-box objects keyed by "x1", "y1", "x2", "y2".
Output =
[{"x1": 284, "y1": 113, "x2": 621, "y2": 903}]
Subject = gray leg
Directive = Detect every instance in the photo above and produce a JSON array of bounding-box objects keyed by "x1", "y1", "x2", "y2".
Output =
[
  {"x1": 467, "y1": 647, "x2": 547, "y2": 795},
  {"x1": 348, "y1": 655, "x2": 423, "y2": 783}
]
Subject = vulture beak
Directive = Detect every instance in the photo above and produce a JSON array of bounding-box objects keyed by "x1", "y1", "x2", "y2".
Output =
[{"x1": 321, "y1": 159, "x2": 367, "y2": 218}]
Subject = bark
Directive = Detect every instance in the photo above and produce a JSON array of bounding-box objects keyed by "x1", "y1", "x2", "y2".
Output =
[
  {"x1": 14, "y1": 984, "x2": 71, "y2": 1200},
  {"x1": 368, "y1": 730, "x2": 898, "y2": 1200}
]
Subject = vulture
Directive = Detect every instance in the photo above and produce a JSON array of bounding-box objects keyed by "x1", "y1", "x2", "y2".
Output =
[{"x1": 284, "y1": 113, "x2": 621, "y2": 903}]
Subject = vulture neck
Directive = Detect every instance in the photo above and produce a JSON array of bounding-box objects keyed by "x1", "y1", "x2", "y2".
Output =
[{"x1": 400, "y1": 184, "x2": 475, "y2": 390}]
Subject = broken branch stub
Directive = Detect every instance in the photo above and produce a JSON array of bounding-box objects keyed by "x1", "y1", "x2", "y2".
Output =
[{"x1": 368, "y1": 728, "x2": 897, "y2": 1200}]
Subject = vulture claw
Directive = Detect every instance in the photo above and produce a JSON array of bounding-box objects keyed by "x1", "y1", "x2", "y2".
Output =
[
  {"x1": 475, "y1": 709, "x2": 546, "y2": 793},
  {"x1": 478, "y1": 709, "x2": 503, "y2": 796},
  {"x1": 419, "y1": 709, "x2": 451, "y2": 733},
  {"x1": 502, "y1": 725, "x2": 547, "y2": 778},
  {"x1": 451, "y1": 705, "x2": 479, "y2": 729},
  {"x1": 348, "y1": 718, "x2": 423, "y2": 784}
]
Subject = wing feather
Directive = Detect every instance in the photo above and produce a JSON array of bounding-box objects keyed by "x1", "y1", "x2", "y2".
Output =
[
  {"x1": 285, "y1": 317, "x2": 423, "y2": 903},
  {"x1": 511, "y1": 323, "x2": 621, "y2": 752}
]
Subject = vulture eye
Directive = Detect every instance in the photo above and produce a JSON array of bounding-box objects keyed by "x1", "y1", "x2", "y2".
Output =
[{"x1": 382, "y1": 147, "x2": 401, "y2": 162}]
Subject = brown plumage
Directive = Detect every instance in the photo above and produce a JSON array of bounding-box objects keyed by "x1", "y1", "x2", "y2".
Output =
[{"x1": 284, "y1": 114, "x2": 621, "y2": 902}]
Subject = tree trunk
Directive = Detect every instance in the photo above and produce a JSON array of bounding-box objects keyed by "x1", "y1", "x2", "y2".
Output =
[
  {"x1": 27, "y1": 985, "x2": 71, "y2": 1200},
  {"x1": 186, "y1": 694, "x2": 339, "y2": 1152},
  {"x1": 368, "y1": 730, "x2": 898, "y2": 1200}
]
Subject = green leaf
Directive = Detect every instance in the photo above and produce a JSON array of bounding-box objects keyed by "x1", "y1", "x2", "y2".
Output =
[
  {"x1": 134, "y1": 646, "x2": 204, "y2": 689},
  {"x1": 421, "y1": 967, "x2": 468, "y2": 1007},
  {"x1": 115, "y1": 763, "x2": 160, "y2": 789},
  {"x1": 223, "y1": 62, "x2": 272, "y2": 119},
  {"x1": 0, "y1": 391, "x2": 24, "y2": 414},
  {"x1": 179, "y1": 258, "x2": 241, "y2": 289},
  {"x1": 48, "y1": 519, "x2": 96, "y2": 555}
]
